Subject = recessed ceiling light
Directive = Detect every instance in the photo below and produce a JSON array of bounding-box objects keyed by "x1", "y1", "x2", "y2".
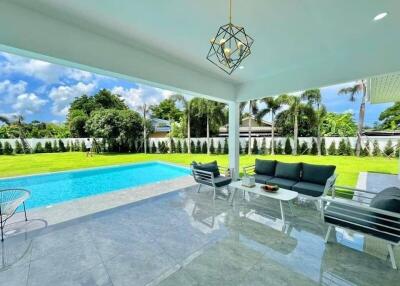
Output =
[
  {"x1": 239, "y1": 66, "x2": 244, "y2": 70},
  {"x1": 373, "y1": 12, "x2": 388, "y2": 21}
]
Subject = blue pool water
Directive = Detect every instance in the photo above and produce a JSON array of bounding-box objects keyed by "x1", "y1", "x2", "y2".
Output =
[{"x1": 0, "y1": 162, "x2": 190, "y2": 210}]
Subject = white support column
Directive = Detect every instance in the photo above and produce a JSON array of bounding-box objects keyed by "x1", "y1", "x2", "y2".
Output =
[{"x1": 228, "y1": 101, "x2": 240, "y2": 180}]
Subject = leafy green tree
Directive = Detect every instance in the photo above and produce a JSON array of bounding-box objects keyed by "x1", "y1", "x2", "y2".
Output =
[
  {"x1": 210, "y1": 139, "x2": 215, "y2": 154},
  {"x1": 240, "y1": 100, "x2": 259, "y2": 155},
  {"x1": 171, "y1": 95, "x2": 192, "y2": 153},
  {"x1": 260, "y1": 138, "x2": 267, "y2": 155},
  {"x1": 0, "y1": 142, "x2": 3, "y2": 155},
  {"x1": 300, "y1": 141, "x2": 309, "y2": 154},
  {"x1": 276, "y1": 141, "x2": 283, "y2": 154},
  {"x1": 177, "y1": 140, "x2": 182, "y2": 153},
  {"x1": 310, "y1": 138, "x2": 318, "y2": 155},
  {"x1": 3, "y1": 142, "x2": 13, "y2": 155},
  {"x1": 44, "y1": 141, "x2": 53, "y2": 153},
  {"x1": 339, "y1": 81, "x2": 367, "y2": 156},
  {"x1": 69, "y1": 112, "x2": 89, "y2": 138},
  {"x1": 320, "y1": 138, "x2": 326, "y2": 155},
  {"x1": 195, "y1": 140, "x2": 201, "y2": 153},
  {"x1": 328, "y1": 141, "x2": 337, "y2": 155},
  {"x1": 217, "y1": 141, "x2": 222, "y2": 154},
  {"x1": 201, "y1": 141, "x2": 207, "y2": 153},
  {"x1": 284, "y1": 138, "x2": 292, "y2": 155},
  {"x1": 256, "y1": 97, "x2": 282, "y2": 155},
  {"x1": 15, "y1": 141, "x2": 23, "y2": 154},
  {"x1": 321, "y1": 112, "x2": 357, "y2": 137},
  {"x1": 378, "y1": 102, "x2": 400, "y2": 130},
  {"x1": 384, "y1": 139, "x2": 394, "y2": 157},
  {"x1": 183, "y1": 140, "x2": 188, "y2": 153},
  {"x1": 150, "y1": 98, "x2": 182, "y2": 122},
  {"x1": 338, "y1": 139, "x2": 347, "y2": 155},
  {"x1": 372, "y1": 140, "x2": 381, "y2": 156},
  {"x1": 223, "y1": 138, "x2": 229, "y2": 154}
]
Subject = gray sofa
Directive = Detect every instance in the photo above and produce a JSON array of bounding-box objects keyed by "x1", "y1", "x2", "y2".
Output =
[{"x1": 243, "y1": 159, "x2": 337, "y2": 198}]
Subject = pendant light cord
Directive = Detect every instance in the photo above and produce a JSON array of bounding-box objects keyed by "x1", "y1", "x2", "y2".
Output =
[{"x1": 229, "y1": 0, "x2": 232, "y2": 23}]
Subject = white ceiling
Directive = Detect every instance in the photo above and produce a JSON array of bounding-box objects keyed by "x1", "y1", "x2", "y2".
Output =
[{"x1": 2, "y1": 0, "x2": 400, "y2": 102}]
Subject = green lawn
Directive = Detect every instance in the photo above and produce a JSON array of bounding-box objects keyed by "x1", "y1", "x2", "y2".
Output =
[{"x1": 0, "y1": 152, "x2": 397, "y2": 187}]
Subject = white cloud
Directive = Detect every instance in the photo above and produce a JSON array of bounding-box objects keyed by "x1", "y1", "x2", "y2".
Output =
[
  {"x1": 12, "y1": 93, "x2": 48, "y2": 114},
  {"x1": 48, "y1": 82, "x2": 96, "y2": 116},
  {"x1": 111, "y1": 84, "x2": 174, "y2": 109},
  {"x1": 0, "y1": 80, "x2": 28, "y2": 104}
]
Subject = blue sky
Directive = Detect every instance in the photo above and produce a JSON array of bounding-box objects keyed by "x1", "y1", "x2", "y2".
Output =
[{"x1": 0, "y1": 51, "x2": 392, "y2": 126}]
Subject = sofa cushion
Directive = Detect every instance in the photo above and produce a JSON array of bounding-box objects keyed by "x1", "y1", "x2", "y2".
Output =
[
  {"x1": 325, "y1": 203, "x2": 400, "y2": 243},
  {"x1": 274, "y1": 162, "x2": 301, "y2": 181},
  {"x1": 302, "y1": 163, "x2": 336, "y2": 185},
  {"x1": 213, "y1": 176, "x2": 232, "y2": 187},
  {"x1": 292, "y1": 182, "x2": 325, "y2": 197},
  {"x1": 268, "y1": 177, "x2": 297, "y2": 190},
  {"x1": 254, "y1": 174, "x2": 273, "y2": 184},
  {"x1": 255, "y1": 159, "x2": 276, "y2": 176},
  {"x1": 192, "y1": 161, "x2": 220, "y2": 177}
]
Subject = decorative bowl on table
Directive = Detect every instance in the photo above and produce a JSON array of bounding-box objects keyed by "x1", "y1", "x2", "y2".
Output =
[{"x1": 261, "y1": 184, "x2": 279, "y2": 193}]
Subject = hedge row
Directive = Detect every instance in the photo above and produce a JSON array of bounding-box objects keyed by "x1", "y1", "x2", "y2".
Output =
[{"x1": 0, "y1": 140, "x2": 87, "y2": 155}]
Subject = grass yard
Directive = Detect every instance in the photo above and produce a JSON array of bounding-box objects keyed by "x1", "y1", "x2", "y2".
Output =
[{"x1": 0, "y1": 152, "x2": 398, "y2": 187}]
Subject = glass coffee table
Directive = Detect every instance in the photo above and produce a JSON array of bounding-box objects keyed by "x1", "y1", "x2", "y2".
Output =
[{"x1": 229, "y1": 181, "x2": 298, "y2": 225}]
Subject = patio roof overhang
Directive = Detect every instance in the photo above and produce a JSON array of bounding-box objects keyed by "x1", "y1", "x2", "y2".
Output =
[{"x1": 1, "y1": 0, "x2": 399, "y2": 177}]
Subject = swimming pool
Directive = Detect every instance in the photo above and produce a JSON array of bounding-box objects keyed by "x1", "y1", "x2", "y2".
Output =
[{"x1": 0, "y1": 162, "x2": 190, "y2": 210}]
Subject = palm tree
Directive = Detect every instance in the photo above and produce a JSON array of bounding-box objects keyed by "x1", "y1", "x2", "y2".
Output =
[
  {"x1": 301, "y1": 89, "x2": 326, "y2": 155},
  {"x1": 171, "y1": 94, "x2": 192, "y2": 153},
  {"x1": 338, "y1": 80, "x2": 367, "y2": 156},
  {"x1": 138, "y1": 104, "x2": 149, "y2": 153},
  {"x1": 240, "y1": 100, "x2": 259, "y2": 155},
  {"x1": 256, "y1": 97, "x2": 282, "y2": 155},
  {"x1": 0, "y1": 114, "x2": 30, "y2": 152},
  {"x1": 278, "y1": 94, "x2": 303, "y2": 155}
]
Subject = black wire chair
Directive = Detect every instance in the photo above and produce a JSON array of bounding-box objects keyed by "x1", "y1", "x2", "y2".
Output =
[{"x1": 0, "y1": 189, "x2": 30, "y2": 241}]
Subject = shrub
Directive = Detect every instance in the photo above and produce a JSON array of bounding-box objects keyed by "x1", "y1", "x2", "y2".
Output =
[
  {"x1": 252, "y1": 139, "x2": 259, "y2": 154},
  {"x1": 210, "y1": 139, "x2": 215, "y2": 154},
  {"x1": 260, "y1": 138, "x2": 267, "y2": 155},
  {"x1": 337, "y1": 139, "x2": 347, "y2": 156},
  {"x1": 80, "y1": 141, "x2": 86, "y2": 152},
  {"x1": 321, "y1": 138, "x2": 326, "y2": 155},
  {"x1": 223, "y1": 138, "x2": 228, "y2": 154},
  {"x1": 58, "y1": 140, "x2": 66, "y2": 152},
  {"x1": 52, "y1": 141, "x2": 59, "y2": 152},
  {"x1": 66, "y1": 141, "x2": 71, "y2": 152},
  {"x1": 177, "y1": 140, "x2": 182, "y2": 153},
  {"x1": 159, "y1": 141, "x2": 169, "y2": 153},
  {"x1": 245, "y1": 140, "x2": 249, "y2": 154},
  {"x1": 73, "y1": 141, "x2": 80, "y2": 151},
  {"x1": 372, "y1": 140, "x2": 381, "y2": 156},
  {"x1": 170, "y1": 139, "x2": 176, "y2": 153},
  {"x1": 328, "y1": 141, "x2": 336, "y2": 155},
  {"x1": 217, "y1": 141, "x2": 222, "y2": 154},
  {"x1": 300, "y1": 141, "x2": 309, "y2": 154},
  {"x1": 195, "y1": 140, "x2": 201, "y2": 153},
  {"x1": 284, "y1": 138, "x2": 292, "y2": 155},
  {"x1": 396, "y1": 140, "x2": 400, "y2": 157},
  {"x1": 310, "y1": 138, "x2": 318, "y2": 155},
  {"x1": 201, "y1": 141, "x2": 207, "y2": 153},
  {"x1": 361, "y1": 141, "x2": 370, "y2": 156},
  {"x1": 239, "y1": 141, "x2": 243, "y2": 154},
  {"x1": 190, "y1": 140, "x2": 195, "y2": 153},
  {"x1": 345, "y1": 139, "x2": 353, "y2": 156},
  {"x1": 0, "y1": 142, "x2": 3, "y2": 155},
  {"x1": 183, "y1": 140, "x2": 188, "y2": 153},
  {"x1": 3, "y1": 142, "x2": 13, "y2": 155},
  {"x1": 15, "y1": 141, "x2": 23, "y2": 154},
  {"x1": 34, "y1": 142, "x2": 44, "y2": 153},
  {"x1": 44, "y1": 141, "x2": 53, "y2": 153},
  {"x1": 150, "y1": 141, "x2": 156, "y2": 153},
  {"x1": 276, "y1": 141, "x2": 283, "y2": 154},
  {"x1": 384, "y1": 139, "x2": 394, "y2": 157}
]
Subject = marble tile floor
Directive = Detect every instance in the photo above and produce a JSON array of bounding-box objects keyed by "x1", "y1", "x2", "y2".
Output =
[{"x1": 1, "y1": 185, "x2": 399, "y2": 286}]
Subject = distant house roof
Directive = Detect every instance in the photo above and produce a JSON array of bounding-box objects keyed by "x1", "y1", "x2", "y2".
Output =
[
  {"x1": 219, "y1": 116, "x2": 274, "y2": 137},
  {"x1": 363, "y1": 129, "x2": 400, "y2": 136},
  {"x1": 151, "y1": 118, "x2": 171, "y2": 133}
]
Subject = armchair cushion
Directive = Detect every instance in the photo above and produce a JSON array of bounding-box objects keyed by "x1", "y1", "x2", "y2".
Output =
[
  {"x1": 268, "y1": 177, "x2": 297, "y2": 190},
  {"x1": 370, "y1": 187, "x2": 400, "y2": 233},
  {"x1": 302, "y1": 163, "x2": 336, "y2": 185},
  {"x1": 255, "y1": 159, "x2": 276, "y2": 176},
  {"x1": 274, "y1": 162, "x2": 301, "y2": 181},
  {"x1": 254, "y1": 174, "x2": 273, "y2": 184},
  {"x1": 213, "y1": 176, "x2": 232, "y2": 188},
  {"x1": 192, "y1": 161, "x2": 220, "y2": 177},
  {"x1": 292, "y1": 181, "x2": 325, "y2": 197}
]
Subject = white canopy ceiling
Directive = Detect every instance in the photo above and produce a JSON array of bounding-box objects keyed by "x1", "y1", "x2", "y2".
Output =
[{"x1": 0, "y1": 0, "x2": 399, "y2": 103}]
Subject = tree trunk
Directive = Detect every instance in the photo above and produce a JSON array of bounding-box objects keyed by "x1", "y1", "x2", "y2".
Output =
[
  {"x1": 317, "y1": 103, "x2": 321, "y2": 156},
  {"x1": 206, "y1": 114, "x2": 210, "y2": 155},
  {"x1": 248, "y1": 114, "x2": 252, "y2": 155},
  {"x1": 271, "y1": 112, "x2": 275, "y2": 155},
  {"x1": 293, "y1": 113, "x2": 298, "y2": 155},
  {"x1": 356, "y1": 86, "x2": 367, "y2": 157},
  {"x1": 168, "y1": 118, "x2": 172, "y2": 154},
  {"x1": 143, "y1": 105, "x2": 147, "y2": 154},
  {"x1": 187, "y1": 112, "x2": 191, "y2": 154}
]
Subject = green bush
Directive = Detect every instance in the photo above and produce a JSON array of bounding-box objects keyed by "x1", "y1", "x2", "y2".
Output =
[
  {"x1": 284, "y1": 138, "x2": 292, "y2": 155},
  {"x1": 44, "y1": 141, "x2": 53, "y2": 153},
  {"x1": 384, "y1": 139, "x2": 394, "y2": 157},
  {"x1": 276, "y1": 141, "x2": 283, "y2": 154},
  {"x1": 66, "y1": 141, "x2": 71, "y2": 152},
  {"x1": 396, "y1": 140, "x2": 400, "y2": 157},
  {"x1": 310, "y1": 138, "x2": 318, "y2": 155},
  {"x1": 321, "y1": 138, "x2": 326, "y2": 155},
  {"x1": 210, "y1": 139, "x2": 215, "y2": 154},
  {"x1": 177, "y1": 140, "x2": 182, "y2": 153},
  {"x1": 15, "y1": 141, "x2": 23, "y2": 154},
  {"x1": 328, "y1": 141, "x2": 336, "y2": 155},
  {"x1": 80, "y1": 141, "x2": 86, "y2": 152},
  {"x1": 190, "y1": 140, "x2": 195, "y2": 153},
  {"x1": 372, "y1": 140, "x2": 381, "y2": 156},
  {"x1": 195, "y1": 140, "x2": 201, "y2": 153},
  {"x1": 201, "y1": 141, "x2": 207, "y2": 153},
  {"x1": 260, "y1": 138, "x2": 267, "y2": 155},
  {"x1": 58, "y1": 140, "x2": 66, "y2": 152},
  {"x1": 0, "y1": 142, "x2": 3, "y2": 155},
  {"x1": 183, "y1": 140, "x2": 188, "y2": 153},
  {"x1": 52, "y1": 141, "x2": 59, "y2": 152},
  {"x1": 223, "y1": 138, "x2": 228, "y2": 154},
  {"x1": 245, "y1": 140, "x2": 249, "y2": 154},
  {"x1": 3, "y1": 142, "x2": 13, "y2": 155},
  {"x1": 338, "y1": 139, "x2": 347, "y2": 155},
  {"x1": 217, "y1": 141, "x2": 222, "y2": 154},
  {"x1": 252, "y1": 139, "x2": 258, "y2": 154},
  {"x1": 345, "y1": 139, "x2": 353, "y2": 156},
  {"x1": 170, "y1": 139, "x2": 176, "y2": 153},
  {"x1": 360, "y1": 141, "x2": 370, "y2": 156},
  {"x1": 34, "y1": 142, "x2": 44, "y2": 153},
  {"x1": 300, "y1": 141, "x2": 309, "y2": 154}
]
